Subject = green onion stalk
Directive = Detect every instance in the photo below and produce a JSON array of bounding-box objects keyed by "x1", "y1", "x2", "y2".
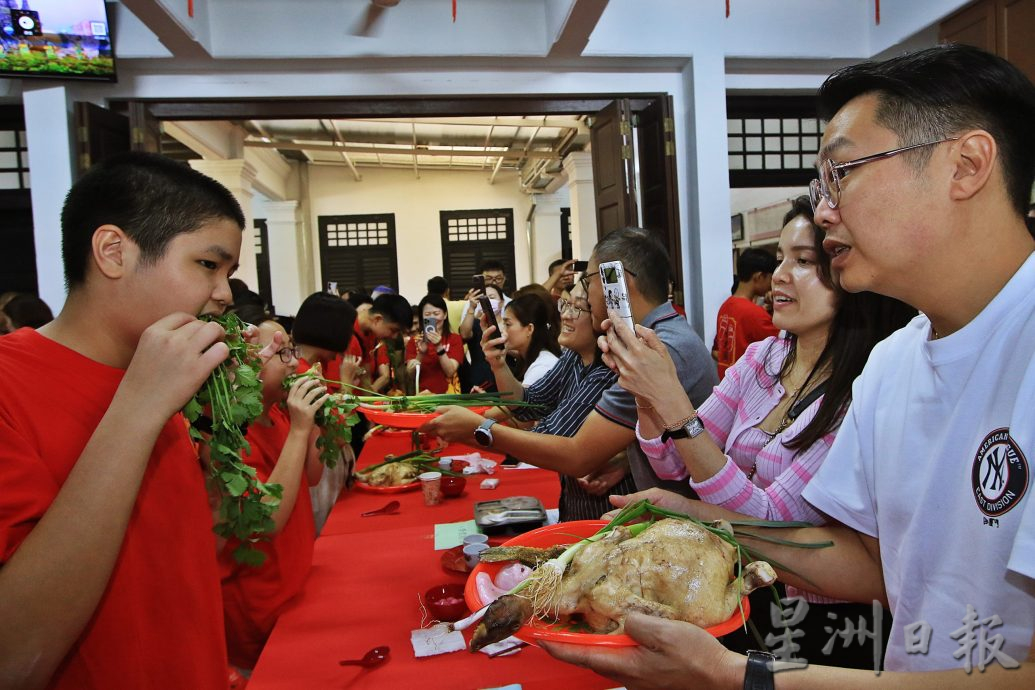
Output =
[
  {"x1": 450, "y1": 499, "x2": 832, "y2": 632},
  {"x1": 183, "y1": 313, "x2": 281, "y2": 567}
]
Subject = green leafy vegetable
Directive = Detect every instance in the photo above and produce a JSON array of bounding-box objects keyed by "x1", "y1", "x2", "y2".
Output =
[{"x1": 183, "y1": 313, "x2": 281, "y2": 565}]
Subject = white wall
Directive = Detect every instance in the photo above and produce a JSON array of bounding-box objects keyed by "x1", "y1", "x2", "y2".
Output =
[{"x1": 305, "y1": 165, "x2": 534, "y2": 303}]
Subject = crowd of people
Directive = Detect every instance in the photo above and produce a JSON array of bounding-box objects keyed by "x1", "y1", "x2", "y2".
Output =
[{"x1": 0, "y1": 42, "x2": 1032, "y2": 689}]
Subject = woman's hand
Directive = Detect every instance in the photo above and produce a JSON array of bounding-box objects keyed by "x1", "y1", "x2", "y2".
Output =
[
  {"x1": 599, "y1": 319, "x2": 688, "y2": 411},
  {"x1": 464, "y1": 288, "x2": 483, "y2": 308},
  {"x1": 418, "y1": 406, "x2": 485, "y2": 443},
  {"x1": 285, "y1": 376, "x2": 329, "y2": 434},
  {"x1": 599, "y1": 488, "x2": 700, "y2": 521},
  {"x1": 480, "y1": 319, "x2": 508, "y2": 370},
  {"x1": 425, "y1": 328, "x2": 443, "y2": 347}
]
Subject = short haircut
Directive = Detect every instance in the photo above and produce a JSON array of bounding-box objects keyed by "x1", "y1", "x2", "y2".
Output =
[
  {"x1": 345, "y1": 291, "x2": 373, "y2": 309},
  {"x1": 370, "y1": 293, "x2": 413, "y2": 327},
  {"x1": 60, "y1": 152, "x2": 245, "y2": 288},
  {"x1": 292, "y1": 292, "x2": 356, "y2": 353},
  {"x1": 736, "y1": 248, "x2": 778, "y2": 283},
  {"x1": 426, "y1": 276, "x2": 449, "y2": 296},
  {"x1": 548, "y1": 258, "x2": 567, "y2": 273},
  {"x1": 417, "y1": 293, "x2": 453, "y2": 336},
  {"x1": 818, "y1": 44, "x2": 1035, "y2": 216},
  {"x1": 590, "y1": 228, "x2": 670, "y2": 304},
  {"x1": 479, "y1": 259, "x2": 506, "y2": 273}
]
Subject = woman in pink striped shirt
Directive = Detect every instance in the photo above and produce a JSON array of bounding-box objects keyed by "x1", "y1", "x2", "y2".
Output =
[{"x1": 600, "y1": 196, "x2": 915, "y2": 668}]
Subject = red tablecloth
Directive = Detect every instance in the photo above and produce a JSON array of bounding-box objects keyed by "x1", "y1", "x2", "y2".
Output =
[{"x1": 248, "y1": 434, "x2": 612, "y2": 690}]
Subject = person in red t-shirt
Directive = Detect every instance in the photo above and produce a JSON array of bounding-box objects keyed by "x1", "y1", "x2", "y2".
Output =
[
  {"x1": 292, "y1": 291, "x2": 356, "y2": 392},
  {"x1": 712, "y1": 247, "x2": 779, "y2": 379},
  {"x1": 406, "y1": 294, "x2": 463, "y2": 394},
  {"x1": 220, "y1": 316, "x2": 328, "y2": 670},
  {"x1": 0, "y1": 153, "x2": 247, "y2": 689},
  {"x1": 343, "y1": 293, "x2": 412, "y2": 392}
]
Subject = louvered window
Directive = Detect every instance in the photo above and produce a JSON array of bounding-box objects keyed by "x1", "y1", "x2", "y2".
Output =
[
  {"x1": 440, "y1": 208, "x2": 515, "y2": 296},
  {"x1": 318, "y1": 213, "x2": 398, "y2": 292}
]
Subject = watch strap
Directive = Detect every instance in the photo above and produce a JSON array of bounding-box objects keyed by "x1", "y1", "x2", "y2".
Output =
[
  {"x1": 743, "y1": 650, "x2": 775, "y2": 690},
  {"x1": 660, "y1": 415, "x2": 704, "y2": 443}
]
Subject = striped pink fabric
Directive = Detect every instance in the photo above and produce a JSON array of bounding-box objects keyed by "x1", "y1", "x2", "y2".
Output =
[{"x1": 637, "y1": 336, "x2": 842, "y2": 603}]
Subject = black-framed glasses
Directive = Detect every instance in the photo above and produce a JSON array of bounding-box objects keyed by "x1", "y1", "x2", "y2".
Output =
[
  {"x1": 809, "y1": 137, "x2": 959, "y2": 213},
  {"x1": 275, "y1": 345, "x2": 301, "y2": 364},
  {"x1": 557, "y1": 299, "x2": 590, "y2": 318}
]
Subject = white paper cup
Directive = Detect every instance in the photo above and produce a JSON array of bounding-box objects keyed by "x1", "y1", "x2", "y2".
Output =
[
  {"x1": 419, "y1": 471, "x2": 443, "y2": 506},
  {"x1": 462, "y1": 533, "x2": 489, "y2": 547},
  {"x1": 463, "y1": 542, "x2": 490, "y2": 568}
]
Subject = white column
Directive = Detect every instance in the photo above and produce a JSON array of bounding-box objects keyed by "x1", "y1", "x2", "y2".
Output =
[
  {"x1": 189, "y1": 159, "x2": 259, "y2": 290},
  {"x1": 24, "y1": 85, "x2": 75, "y2": 313},
  {"x1": 561, "y1": 152, "x2": 598, "y2": 262},
  {"x1": 531, "y1": 191, "x2": 566, "y2": 281},
  {"x1": 256, "y1": 199, "x2": 306, "y2": 315},
  {"x1": 680, "y1": 52, "x2": 731, "y2": 345}
]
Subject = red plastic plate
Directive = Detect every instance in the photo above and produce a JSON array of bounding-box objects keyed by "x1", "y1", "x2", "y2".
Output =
[
  {"x1": 358, "y1": 403, "x2": 491, "y2": 430},
  {"x1": 464, "y1": 520, "x2": 750, "y2": 647}
]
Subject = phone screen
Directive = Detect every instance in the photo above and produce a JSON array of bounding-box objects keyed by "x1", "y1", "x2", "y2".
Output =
[{"x1": 601, "y1": 266, "x2": 620, "y2": 284}]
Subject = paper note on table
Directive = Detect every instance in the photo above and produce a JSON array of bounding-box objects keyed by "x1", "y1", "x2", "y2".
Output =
[
  {"x1": 411, "y1": 623, "x2": 465, "y2": 657},
  {"x1": 434, "y1": 519, "x2": 480, "y2": 550}
]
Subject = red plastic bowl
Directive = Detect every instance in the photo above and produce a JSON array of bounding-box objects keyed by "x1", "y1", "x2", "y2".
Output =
[
  {"x1": 424, "y1": 583, "x2": 469, "y2": 622},
  {"x1": 440, "y1": 475, "x2": 467, "y2": 498}
]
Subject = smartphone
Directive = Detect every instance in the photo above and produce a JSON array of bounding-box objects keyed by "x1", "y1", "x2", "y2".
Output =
[
  {"x1": 472, "y1": 274, "x2": 486, "y2": 291},
  {"x1": 598, "y1": 260, "x2": 636, "y2": 333},
  {"x1": 423, "y1": 317, "x2": 437, "y2": 335},
  {"x1": 572, "y1": 260, "x2": 589, "y2": 272},
  {"x1": 478, "y1": 295, "x2": 505, "y2": 350},
  {"x1": 325, "y1": 281, "x2": 339, "y2": 296}
]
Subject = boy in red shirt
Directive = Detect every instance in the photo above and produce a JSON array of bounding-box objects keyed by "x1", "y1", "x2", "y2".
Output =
[
  {"x1": 221, "y1": 317, "x2": 329, "y2": 670},
  {"x1": 343, "y1": 293, "x2": 412, "y2": 391},
  {"x1": 0, "y1": 153, "x2": 245, "y2": 689},
  {"x1": 712, "y1": 247, "x2": 779, "y2": 379}
]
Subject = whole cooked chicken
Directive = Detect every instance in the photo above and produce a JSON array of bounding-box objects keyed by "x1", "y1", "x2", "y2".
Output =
[
  {"x1": 470, "y1": 518, "x2": 777, "y2": 651},
  {"x1": 356, "y1": 462, "x2": 420, "y2": 486}
]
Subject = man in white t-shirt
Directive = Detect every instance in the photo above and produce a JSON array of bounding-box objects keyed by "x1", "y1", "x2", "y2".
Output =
[{"x1": 541, "y1": 44, "x2": 1035, "y2": 688}]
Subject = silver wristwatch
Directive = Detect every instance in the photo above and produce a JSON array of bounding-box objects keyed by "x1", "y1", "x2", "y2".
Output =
[{"x1": 660, "y1": 415, "x2": 705, "y2": 442}]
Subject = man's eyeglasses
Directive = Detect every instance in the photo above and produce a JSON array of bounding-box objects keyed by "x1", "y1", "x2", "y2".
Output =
[
  {"x1": 809, "y1": 137, "x2": 959, "y2": 213},
  {"x1": 558, "y1": 299, "x2": 590, "y2": 318},
  {"x1": 275, "y1": 346, "x2": 301, "y2": 364}
]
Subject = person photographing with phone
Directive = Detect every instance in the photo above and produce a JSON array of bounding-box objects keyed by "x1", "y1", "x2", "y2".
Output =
[
  {"x1": 458, "y1": 283, "x2": 507, "y2": 393},
  {"x1": 406, "y1": 294, "x2": 462, "y2": 394}
]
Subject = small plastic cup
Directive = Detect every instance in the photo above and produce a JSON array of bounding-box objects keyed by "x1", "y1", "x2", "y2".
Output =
[
  {"x1": 462, "y1": 533, "x2": 489, "y2": 547},
  {"x1": 463, "y1": 542, "x2": 490, "y2": 568},
  {"x1": 419, "y1": 471, "x2": 443, "y2": 506}
]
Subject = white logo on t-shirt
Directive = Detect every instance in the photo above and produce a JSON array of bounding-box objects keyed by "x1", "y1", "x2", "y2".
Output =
[{"x1": 971, "y1": 428, "x2": 1029, "y2": 517}]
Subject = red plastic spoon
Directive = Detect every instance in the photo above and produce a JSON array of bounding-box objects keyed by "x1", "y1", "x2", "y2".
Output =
[
  {"x1": 360, "y1": 500, "x2": 400, "y2": 517},
  {"x1": 339, "y1": 645, "x2": 390, "y2": 668}
]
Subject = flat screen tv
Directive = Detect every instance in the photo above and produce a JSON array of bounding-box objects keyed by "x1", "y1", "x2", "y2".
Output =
[{"x1": 0, "y1": 0, "x2": 115, "y2": 81}]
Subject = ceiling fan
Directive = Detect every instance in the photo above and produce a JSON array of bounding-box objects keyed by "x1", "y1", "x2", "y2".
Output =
[{"x1": 350, "y1": 0, "x2": 401, "y2": 37}]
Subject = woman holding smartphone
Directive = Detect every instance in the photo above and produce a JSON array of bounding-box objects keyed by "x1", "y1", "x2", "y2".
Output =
[
  {"x1": 406, "y1": 294, "x2": 463, "y2": 394},
  {"x1": 500, "y1": 294, "x2": 561, "y2": 387},
  {"x1": 600, "y1": 196, "x2": 915, "y2": 666},
  {"x1": 458, "y1": 284, "x2": 505, "y2": 393}
]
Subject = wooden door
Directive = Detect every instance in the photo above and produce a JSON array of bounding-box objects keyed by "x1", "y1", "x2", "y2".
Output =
[
  {"x1": 636, "y1": 95, "x2": 682, "y2": 296},
  {"x1": 999, "y1": 0, "x2": 1035, "y2": 83},
  {"x1": 128, "y1": 101, "x2": 162, "y2": 153},
  {"x1": 590, "y1": 99, "x2": 636, "y2": 237},
  {"x1": 940, "y1": 0, "x2": 996, "y2": 52},
  {"x1": 74, "y1": 102, "x2": 130, "y2": 175}
]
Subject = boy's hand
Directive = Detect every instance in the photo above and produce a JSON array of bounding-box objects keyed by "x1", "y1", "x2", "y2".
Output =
[
  {"x1": 122, "y1": 313, "x2": 229, "y2": 421},
  {"x1": 340, "y1": 354, "x2": 362, "y2": 386},
  {"x1": 285, "y1": 376, "x2": 329, "y2": 432}
]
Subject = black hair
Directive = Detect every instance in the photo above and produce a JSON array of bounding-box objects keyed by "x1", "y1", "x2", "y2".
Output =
[
  {"x1": 3, "y1": 293, "x2": 53, "y2": 329},
  {"x1": 590, "y1": 227, "x2": 670, "y2": 304},
  {"x1": 417, "y1": 294, "x2": 453, "y2": 336},
  {"x1": 513, "y1": 283, "x2": 561, "y2": 336},
  {"x1": 817, "y1": 44, "x2": 1035, "y2": 216},
  {"x1": 736, "y1": 248, "x2": 778, "y2": 283},
  {"x1": 228, "y1": 301, "x2": 272, "y2": 328},
  {"x1": 292, "y1": 292, "x2": 357, "y2": 353},
  {"x1": 345, "y1": 291, "x2": 373, "y2": 309},
  {"x1": 478, "y1": 259, "x2": 506, "y2": 274},
  {"x1": 426, "y1": 276, "x2": 449, "y2": 296},
  {"x1": 370, "y1": 293, "x2": 413, "y2": 327},
  {"x1": 765, "y1": 196, "x2": 916, "y2": 453},
  {"x1": 60, "y1": 152, "x2": 245, "y2": 289},
  {"x1": 548, "y1": 258, "x2": 567, "y2": 273},
  {"x1": 504, "y1": 293, "x2": 561, "y2": 379}
]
